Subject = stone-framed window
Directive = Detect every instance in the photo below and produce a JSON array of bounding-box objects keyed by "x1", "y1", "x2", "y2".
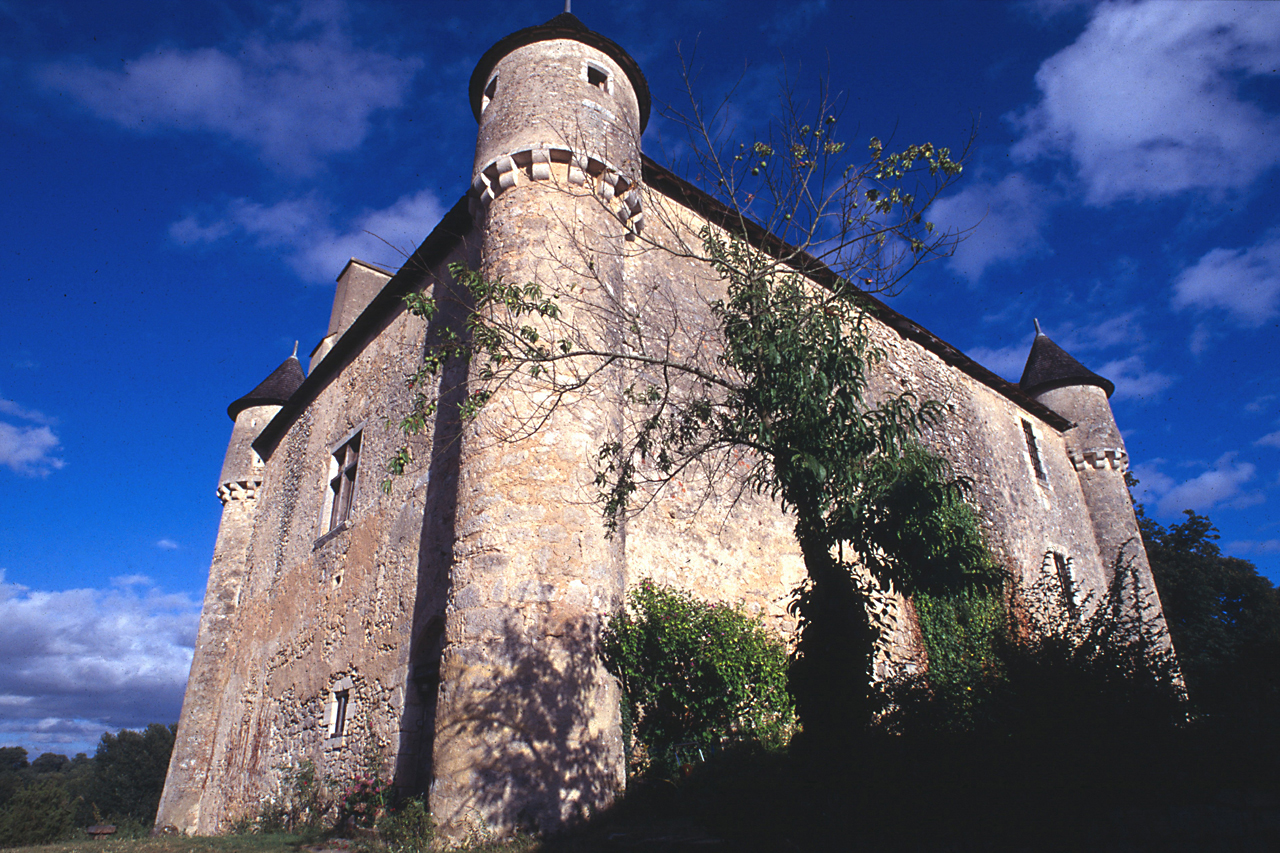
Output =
[
  {"x1": 584, "y1": 61, "x2": 612, "y2": 94},
  {"x1": 481, "y1": 75, "x2": 498, "y2": 114},
  {"x1": 1021, "y1": 419, "x2": 1048, "y2": 484},
  {"x1": 322, "y1": 427, "x2": 362, "y2": 535},
  {"x1": 324, "y1": 676, "x2": 354, "y2": 743}
]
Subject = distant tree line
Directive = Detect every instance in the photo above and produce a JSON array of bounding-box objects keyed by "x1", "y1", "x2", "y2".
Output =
[{"x1": 0, "y1": 723, "x2": 174, "y2": 847}]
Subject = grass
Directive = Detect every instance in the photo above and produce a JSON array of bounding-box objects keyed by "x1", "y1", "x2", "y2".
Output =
[
  {"x1": 2, "y1": 833, "x2": 541, "y2": 853},
  {"x1": 5, "y1": 836, "x2": 308, "y2": 853}
]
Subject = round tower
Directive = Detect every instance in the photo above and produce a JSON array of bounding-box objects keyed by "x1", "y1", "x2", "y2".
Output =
[
  {"x1": 430, "y1": 14, "x2": 646, "y2": 841},
  {"x1": 156, "y1": 352, "x2": 304, "y2": 834}
]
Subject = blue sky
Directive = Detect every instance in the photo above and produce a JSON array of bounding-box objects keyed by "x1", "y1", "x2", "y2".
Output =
[{"x1": 0, "y1": 0, "x2": 1277, "y2": 758}]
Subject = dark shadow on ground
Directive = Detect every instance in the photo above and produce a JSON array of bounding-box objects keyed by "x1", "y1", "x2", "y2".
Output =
[{"x1": 525, "y1": 721, "x2": 1280, "y2": 853}]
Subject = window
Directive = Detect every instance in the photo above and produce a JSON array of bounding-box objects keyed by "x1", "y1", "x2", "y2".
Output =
[
  {"x1": 585, "y1": 62, "x2": 610, "y2": 93},
  {"x1": 332, "y1": 690, "x2": 349, "y2": 737},
  {"x1": 326, "y1": 430, "x2": 361, "y2": 533},
  {"x1": 1022, "y1": 419, "x2": 1047, "y2": 483},
  {"x1": 1052, "y1": 552, "x2": 1077, "y2": 616},
  {"x1": 482, "y1": 75, "x2": 497, "y2": 113},
  {"x1": 327, "y1": 671, "x2": 353, "y2": 737}
]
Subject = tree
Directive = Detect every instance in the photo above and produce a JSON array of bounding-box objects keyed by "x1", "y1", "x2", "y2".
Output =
[
  {"x1": 391, "y1": 75, "x2": 984, "y2": 750},
  {"x1": 1140, "y1": 508, "x2": 1280, "y2": 722},
  {"x1": 86, "y1": 723, "x2": 176, "y2": 824}
]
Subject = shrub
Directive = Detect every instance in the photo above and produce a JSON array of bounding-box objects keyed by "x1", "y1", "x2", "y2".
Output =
[
  {"x1": 376, "y1": 796, "x2": 433, "y2": 853},
  {"x1": 601, "y1": 580, "x2": 795, "y2": 774},
  {"x1": 340, "y1": 774, "x2": 389, "y2": 829}
]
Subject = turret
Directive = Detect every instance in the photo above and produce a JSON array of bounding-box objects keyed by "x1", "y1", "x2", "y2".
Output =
[
  {"x1": 156, "y1": 350, "x2": 304, "y2": 833},
  {"x1": 1019, "y1": 322, "x2": 1170, "y2": 635},
  {"x1": 220, "y1": 350, "x2": 306, "y2": 499}
]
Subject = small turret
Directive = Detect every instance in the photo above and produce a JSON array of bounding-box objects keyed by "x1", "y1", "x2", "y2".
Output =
[
  {"x1": 219, "y1": 349, "x2": 305, "y2": 501},
  {"x1": 1019, "y1": 319, "x2": 1122, "y2": 474},
  {"x1": 1020, "y1": 321, "x2": 1144, "y2": 580}
]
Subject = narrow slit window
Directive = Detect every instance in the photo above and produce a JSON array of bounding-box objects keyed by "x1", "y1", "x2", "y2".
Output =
[
  {"x1": 332, "y1": 690, "x2": 349, "y2": 737},
  {"x1": 1052, "y1": 552, "x2": 1076, "y2": 616},
  {"x1": 1022, "y1": 419, "x2": 1047, "y2": 483},
  {"x1": 482, "y1": 75, "x2": 498, "y2": 113},
  {"x1": 328, "y1": 431, "x2": 361, "y2": 532},
  {"x1": 586, "y1": 63, "x2": 609, "y2": 93}
]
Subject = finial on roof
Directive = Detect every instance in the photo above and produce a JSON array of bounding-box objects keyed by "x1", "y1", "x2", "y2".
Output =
[
  {"x1": 1033, "y1": 318, "x2": 1043, "y2": 336},
  {"x1": 291, "y1": 340, "x2": 299, "y2": 359},
  {"x1": 564, "y1": 0, "x2": 571, "y2": 12}
]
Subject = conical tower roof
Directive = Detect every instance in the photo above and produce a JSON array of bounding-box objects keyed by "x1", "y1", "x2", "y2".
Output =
[
  {"x1": 1019, "y1": 321, "x2": 1115, "y2": 398},
  {"x1": 227, "y1": 352, "x2": 306, "y2": 420},
  {"x1": 469, "y1": 12, "x2": 651, "y2": 130}
]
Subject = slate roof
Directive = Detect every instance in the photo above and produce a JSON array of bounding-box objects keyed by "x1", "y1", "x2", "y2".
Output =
[
  {"x1": 469, "y1": 12, "x2": 651, "y2": 131},
  {"x1": 1019, "y1": 327, "x2": 1115, "y2": 398},
  {"x1": 227, "y1": 354, "x2": 306, "y2": 420}
]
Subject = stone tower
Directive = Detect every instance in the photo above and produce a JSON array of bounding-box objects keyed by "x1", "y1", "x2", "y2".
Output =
[
  {"x1": 427, "y1": 14, "x2": 650, "y2": 839},
  {"x1": 1019, "y1": 324, "x2": 1168, "y2": 624},
  {"x1": 157, "y1": 353, "x2": 305, "y2": 833}
]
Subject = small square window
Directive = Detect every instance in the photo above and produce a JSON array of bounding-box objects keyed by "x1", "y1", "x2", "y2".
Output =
[
  {"x1": 586, "y1": 62, "x2": 610, "y2": 93},
  {"x1": 1022, "y1": 419, "x2": 1047, "y2": 483},
  {"x1": 325, "y1": 430, "x2": 361, "y2": 533}
]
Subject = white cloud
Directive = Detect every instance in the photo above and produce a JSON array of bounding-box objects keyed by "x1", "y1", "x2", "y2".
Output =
[
  {"x1": 1010, "y1": 0, "x2": 1280, "y2": 205},
  {"x1": 1139, "y1": 452, "x2": 1262, "y2": 516},
  {"x1": 1130, "y1": 460, "x2": 1174, "y2": 504},
  {"x1": 929, "y1": 173, "x2": 1053, "y2": 282},
  {"x1": 171, "y1": 188, "x2": 445, "y2": 283},
  {"x1": 1245, "y1": 394, "x2": 1277, "y2": 415},
  {"x1": 155, "y1": 539, "x2": 181, "y2": 551},
  {"x1": 1056, "y1": 311, "x2": 1148, "y2": 352},
  {"x1": 1095, "y1": 355, "x2": 1175, "y2": 402},
  {"x1": 0, "y1": 570, "x2": 199, "y2": 755},
  {"x1": 1171, "y1": 231, "x2": 1280, "y2": 328},
  {"x1": 1256, "y1": 430, "x2": 1280, "y2": 449},
  {"x1": 36, "y1": 2, "x2": 421, "y2": 174},
  {"x1": 0, "y1": 398, "x2": 54, "y2": 426},
  {"x1": 1228, "y1": 539, "x2": 1280, "y2": 556},
  {"x1": 967, "y1": 341, "x2": 1032, "y2": 383},
  {"x1": 0, "y1": 397, "x2": 63, "y2": 476}
]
